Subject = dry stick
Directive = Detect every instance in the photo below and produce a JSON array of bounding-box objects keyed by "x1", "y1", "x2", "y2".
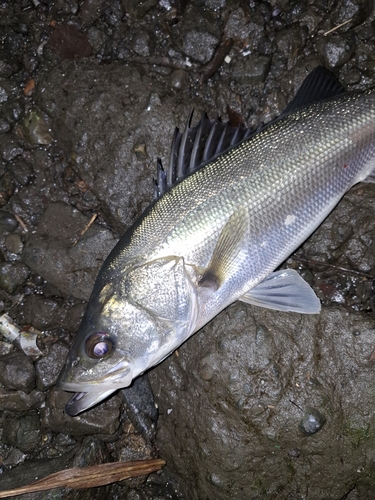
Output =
[
  {"x1": 13, "y1": 213, "x2": 28, "y2": 232},
  {"x1": 323, "y1": 18, "x2": 352, "y2": 36},
  {"x1": 124, "y1": 55, "x2": 194, "y2": 70},
  {"x1": 72, "y1": 213, "x2": 97, "y2": 246},
  {"x1": 203, "y1": 38, "x2": 234, "y2": 82},
  {"x1": 291, "y1": 256, "x2": 375, "y2": 280},
  {"x1": 0, "y1": 459, "x2": 166, "y2": 498}
]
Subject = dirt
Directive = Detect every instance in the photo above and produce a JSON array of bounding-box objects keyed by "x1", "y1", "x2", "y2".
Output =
[{"x1": 1, "y1": 0, "x2": 375, "y2": 499}]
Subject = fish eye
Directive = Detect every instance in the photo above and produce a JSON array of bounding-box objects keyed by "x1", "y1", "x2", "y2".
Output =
[{"x1": 85, "y1": 332, "x2": 113, "y2": 359}]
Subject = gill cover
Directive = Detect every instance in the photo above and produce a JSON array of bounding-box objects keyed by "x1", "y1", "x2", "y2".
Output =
[
  {"x1": 122, "y1": 256, "x2": 199, "y2": 368},
  {"x1": 59, "y1": 256, "x2": 198, "y2": 415},
  {"x1": 125, "y1": 256, "x2": 197, "y2": 326}
]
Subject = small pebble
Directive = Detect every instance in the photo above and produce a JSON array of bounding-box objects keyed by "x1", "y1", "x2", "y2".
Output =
[
  {"x1": 288, "y1": 449, "x2": 300, "y2": 458},
  {"x1": 298, "y1": 408, "x2": 326, "y2": 435},
  {"x1": 0, "y1": 210, "x2": 18, "y2": 232},
  {"x1": 0, "y1": 262, "x2": 30, "y2": 294},
  {"x1": 5, "y1": 233, "x2": 23, "y2": 254}
]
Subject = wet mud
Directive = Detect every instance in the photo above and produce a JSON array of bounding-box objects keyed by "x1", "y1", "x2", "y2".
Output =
[{"x1": 1, "y1": 1, "x2": 375, "y2": 499}]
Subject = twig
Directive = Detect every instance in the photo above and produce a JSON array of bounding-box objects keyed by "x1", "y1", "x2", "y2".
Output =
[
  {"x1": 13, "y1": 213, "x2": 28, "y2": 232},
  {"x1": 291, "y1": 256, "x2": 375, "y2": 280},
  {"x1": 72, "y1": 214, "x2": 97, "y2": 246},
  {"x1": 323, "y1": 18, "x2": 352, "y2": 36},
  {"x1": 289, "y1": 400, "x2": 304, "y2": 412},
  {"x1": 203, "y1": 38, "x2": 234, "y2": 82},
  {"x1": 0, "y1": 459, "x2": 166, "y2": 498},
  {"x1": 119, "y1": 55, "x2": 195, "y2": 70}
]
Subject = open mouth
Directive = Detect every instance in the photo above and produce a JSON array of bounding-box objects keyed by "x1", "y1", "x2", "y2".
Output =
[{"x1": 64, "y1": 388, "x2": 117, "y2": 416}]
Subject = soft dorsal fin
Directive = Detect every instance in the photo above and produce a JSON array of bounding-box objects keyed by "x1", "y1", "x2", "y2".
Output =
[
  {"x1": 153, "y1": 66, "x2": 345, "y2": 200},
  {"x1": 280, "y1": 66, "x2": 345, "y2": 117}
]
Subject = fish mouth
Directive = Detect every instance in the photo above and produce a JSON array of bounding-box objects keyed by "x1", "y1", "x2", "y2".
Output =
[
  {"x1": 58, "y1": 362, "x2": 134, "y2": 416},
  {"x1": 64, "y1": 389, "x2": 117, "y2": 416}
]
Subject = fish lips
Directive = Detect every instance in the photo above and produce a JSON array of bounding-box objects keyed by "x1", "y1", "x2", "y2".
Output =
[
  {"x1": 58, "y1": 362, "x2": 134, "y2": 415},
  {"x1": 64, "y1": 389, "x2": 117, "y2": 416}
]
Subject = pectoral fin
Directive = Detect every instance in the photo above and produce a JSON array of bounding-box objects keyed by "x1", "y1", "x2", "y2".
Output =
[
  {"x1": 239, "y1": 269, "x2": 321, "y2": 314},
  {"x1": 199, "y1": 209, "x2": 248, "y2": 290}
]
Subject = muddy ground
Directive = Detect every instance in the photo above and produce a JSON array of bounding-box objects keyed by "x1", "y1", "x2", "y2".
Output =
[{"x1": 1, "y1": 0, "x2": 375, "y2": 499}]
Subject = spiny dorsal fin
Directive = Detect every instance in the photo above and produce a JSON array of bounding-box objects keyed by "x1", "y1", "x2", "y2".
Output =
[
  {"x1": 153, "y1": 67, "x2": 345, "y2": 200},
  {"x1": 153, "y1": 111, "x2": 255, "y2": 199}
]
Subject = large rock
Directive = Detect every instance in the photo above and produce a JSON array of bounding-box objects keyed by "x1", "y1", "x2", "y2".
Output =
[
  {"x1": 22, "y1": 202, "x2": 116, "y2": 300},
  {"x1": 150, "y1": 303, "x2": 375, "y2": 499},
  {"x1": 36, "y1": 61, "x2": 209, "y2": 233}
]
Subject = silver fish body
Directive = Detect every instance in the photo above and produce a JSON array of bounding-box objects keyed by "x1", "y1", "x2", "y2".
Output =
[{"x1": 58, "y1": 70, "x2": 375, "y2": 415}]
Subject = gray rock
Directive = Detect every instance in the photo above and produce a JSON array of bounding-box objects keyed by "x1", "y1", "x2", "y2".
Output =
[
  {"x1": 0, "y1": 350, "x2": 35, "y2": 392},
  {"x1": 3, "y1": 413, "x2": 41, "y2": 452},
  {"x1": 9, "y1": 157, "x2": 33, "y2": 186},
  {"x1": 81, "y1": 0, "x2": 104, "y2": 25},
  {"x1": 2, "y1": 448, "x2": 27, "y2": 467},
  {"x1": 173, "y1": 4, "x2": 222, "y2": 65},
  {"x1": 149, "y1": 305, "x2": 375, "y2": 499},
  {"x1": 121, "y1": 0, "x2": 158, "y2": 18},
  {"x1": 169, "y1": 69, "x2": 189, "y2": 90},
  {"x1": 0, "y1": 53, "x2": 20, "y2": 78},
  {"x1": 0, "y1": 210, "x2": 17, "y2": 233},
  {"x1": 231, "y1": 56, "x2": 271, "y2": 84},
  {"x1": 0, "y1": 117, "x2": 11, "y2": 134},
  {"x1": 0, "y1": 261, "x2": 30, "y2": 294},
  {"x1": 132, "y1": 30, "x2": 152, "y2": 57},
  {"x1": 41, "y1": 387, "x2": 121, "y2": 436},
  {"x1": 0, "y1": 133, "x2": 23, "y2": 162},
  {"x1": 0, "y1": 449, "x2": 76, "y2": 491},
  {"x1": 113, "y1": 432, "x2": 155, "y2": 488},
  {"x1": 298, "y1": 7, "x2": 322, "y2": 35},
  {"x1": 22, "y1": 295, "x2": 64, "y2": 330},
  {"x1": 5, "y1": 233, "x2": 23, "y2": 254},
  {"x1": 35, "y1": 342, "x2": 70, "y2": 390},
  {"x1": 275, "y1": 26, "x2": 306, "y2": 63},
  {"x1": 224, "y1": 8, "x2": 266, "y2": 47},
  {"x1": 316, "y1": 33, "x2": 355, "y2": 69},
  {"x1": 0, "y1": 83, "x2": 10, "y2": 104},
  {"x1": 0, "y1": 172, "x2": 14, "y2": 207},
  {"x1": 22, "y1": 202, "x2": 117, "y2": 300},
  {"x1": 36, "y1": 63, "x2": 209, "y2": 233},
  {"x1": 120, "y1": 374, "x2": 158, "y2": 442},
  {"x1": 0, "y1": 99, "x2": 23, "y2": 125},
  {"x1": 60, "y1": 302, "x2": 86, "y2": 332},
  {"x1": 0, "y1": 387, "x2": 45, "y2": 411},
  {"x1": 181, "y1": 31, "x2": 219, "y2": 64},
  {"x1": 298, "y1": 407, "x2": 327, "y2": 435},
  {"x1": 336, "y1": 0, "x2": 372, "y2": 25},
  {"x1": 0, "y1": 341, "x2": 13, "y2": 356},
  {"x1": 101, "y1": 0, "x2": 124, "y2": 26}
]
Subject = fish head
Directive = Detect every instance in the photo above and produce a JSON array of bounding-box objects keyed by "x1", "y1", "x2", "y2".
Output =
[{"x1": 58, "y1": 256, "x2": 198, "y2": 415}]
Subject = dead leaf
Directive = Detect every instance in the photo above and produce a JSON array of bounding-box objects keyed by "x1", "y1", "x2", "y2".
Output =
[
  {"x1": 0, "y1": 459, "x2": 166, "y2": 498},
  {"x1": 23, "y1": 79, "x2": 35, "y2": 96},
  {"x1": 227, "y1": 105, "x2": 245, "y2": 128},
  {"x1": 50, "y1": 24, "x2": 93, "y2": 59}
]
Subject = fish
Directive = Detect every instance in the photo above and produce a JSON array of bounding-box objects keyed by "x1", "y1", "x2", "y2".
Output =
[{"x1": 58, "y1": 67, "x2": 375, "y2": 415}]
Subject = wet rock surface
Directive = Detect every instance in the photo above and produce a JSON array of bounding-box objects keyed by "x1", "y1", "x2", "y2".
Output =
[
  {"x1": 0, "y1": 0, "x2": 375, "y2": 499},
  {"x1": 150, "y1": 305, "x2": 375, "y2": 499},
  {"x1": 22, "y1": 202, "x2": 117, "y2": 300},
  {"x1": 0, "y1": 350, "x2": 35, "y2": 392}
]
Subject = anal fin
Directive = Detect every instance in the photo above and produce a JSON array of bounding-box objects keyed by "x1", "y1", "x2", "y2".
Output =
[{"x1": 239, "y1": 269, "x2": 321, "y2": 314}]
